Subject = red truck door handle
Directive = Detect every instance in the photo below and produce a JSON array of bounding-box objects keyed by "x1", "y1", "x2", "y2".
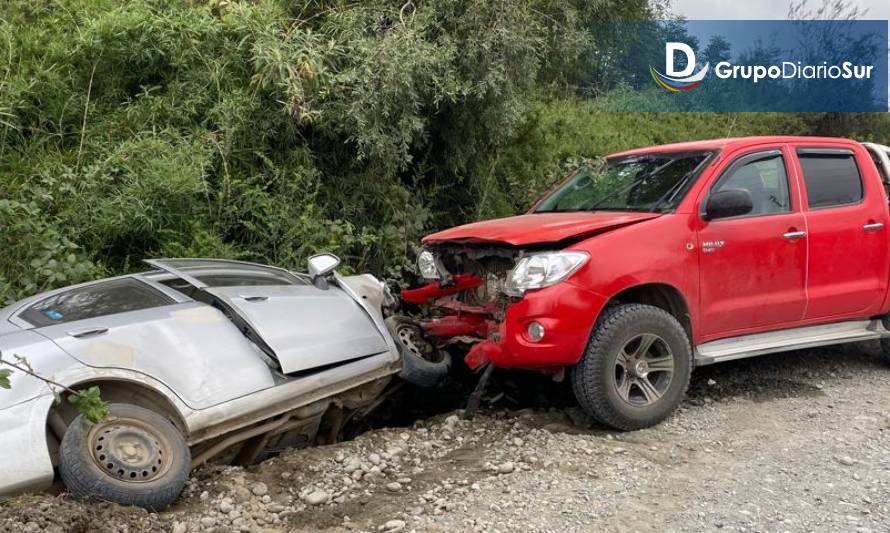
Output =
[
  {"x1": 863, "y1": 222, "x2": 884, "y2": 231},
  {"x1": 783, "y1": 230, "x2": 806, "y2": 240}
]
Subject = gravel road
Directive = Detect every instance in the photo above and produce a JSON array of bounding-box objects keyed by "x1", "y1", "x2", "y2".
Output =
[{"x1": 2, "y1": 342, "x2": 889, "y2": 533}]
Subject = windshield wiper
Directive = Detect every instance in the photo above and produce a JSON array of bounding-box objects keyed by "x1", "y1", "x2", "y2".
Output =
[
  {"x1": 649, "y1": 170, "x2": 694, "y2": 213},
  {"x1": 585, "y1": 179, "x2": 646, "y2": 211},
  {"x1": 586, "y1": 159, "x2": 676, "y2": 211}
]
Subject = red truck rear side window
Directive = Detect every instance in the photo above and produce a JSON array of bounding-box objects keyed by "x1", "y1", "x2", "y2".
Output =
[{"x1": 797, "y1": 150, "x2": 863, "y2": 208}]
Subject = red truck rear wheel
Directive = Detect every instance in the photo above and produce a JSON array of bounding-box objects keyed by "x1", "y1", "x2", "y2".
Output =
[{"x1": 571, "y1": 304, "x2": 692, "y2": 430}]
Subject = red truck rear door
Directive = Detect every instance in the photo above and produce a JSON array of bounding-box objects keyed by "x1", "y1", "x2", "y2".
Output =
[{"x1": 794, "y1": 146, "x2": 890, "y2": 319}]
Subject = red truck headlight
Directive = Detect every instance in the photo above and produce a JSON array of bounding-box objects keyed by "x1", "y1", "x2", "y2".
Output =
[{"x1": 503, "y1": 251, "x2": 589, "y2": 297}]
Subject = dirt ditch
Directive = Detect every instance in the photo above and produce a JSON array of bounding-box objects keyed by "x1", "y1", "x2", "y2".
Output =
[{"x1": 2, "y1": 342, "x2": 889, "y2": 532}]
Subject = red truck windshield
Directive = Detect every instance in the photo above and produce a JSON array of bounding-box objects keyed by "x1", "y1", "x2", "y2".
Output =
[{"x1": 535, "y1": 151, "x2": 713, "y2": 213}]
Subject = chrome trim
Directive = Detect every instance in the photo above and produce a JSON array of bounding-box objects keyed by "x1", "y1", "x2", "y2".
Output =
[
  {"x1": 783, "y1": 230, "x2": 807, "y2": 239},
  {"x1": 863, "y1": 222, "x2": 884, "y2": 231}
]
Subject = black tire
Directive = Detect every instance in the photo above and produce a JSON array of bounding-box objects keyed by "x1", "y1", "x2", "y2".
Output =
[
  {"x1": 386, "y1": 316, "x2": 451, "y2": 388},
  {"x1": 59, "y1": 403, "x2": 190, "y2": 511},
  {"x1": 879, "y1": 338, "x2": 890, "y2": 365},
  {"x1": 571, "y1": 304, "x2": 692, "y2": 431}
]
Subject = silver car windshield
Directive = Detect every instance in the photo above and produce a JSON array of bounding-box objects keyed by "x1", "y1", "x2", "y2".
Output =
[{"x1": 145, "y1": 259, "x2": 306, "y2": 290}]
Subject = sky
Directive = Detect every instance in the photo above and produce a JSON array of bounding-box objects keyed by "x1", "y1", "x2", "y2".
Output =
[{"x1": 671, "y1": 0, "x2": 890, "y2": 20}]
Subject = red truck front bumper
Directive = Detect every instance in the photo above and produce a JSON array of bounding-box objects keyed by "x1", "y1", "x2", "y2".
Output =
[{"x1": 401, "y1": 279, "x2": 607, "y2": 372}]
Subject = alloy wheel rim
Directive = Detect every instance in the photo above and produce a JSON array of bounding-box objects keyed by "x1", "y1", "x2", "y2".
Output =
[{"x1": 613, "y1": 333, "x2": 675, "y2": 407}]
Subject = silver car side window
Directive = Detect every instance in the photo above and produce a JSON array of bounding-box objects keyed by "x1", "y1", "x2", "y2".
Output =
[{"x1": 19, "y1": 278, "x2": 174, "y2": 328}]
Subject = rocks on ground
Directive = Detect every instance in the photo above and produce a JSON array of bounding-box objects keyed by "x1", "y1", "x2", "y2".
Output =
[{"x1": 1, "y1": 344, "x2": 889, "y2": 532}]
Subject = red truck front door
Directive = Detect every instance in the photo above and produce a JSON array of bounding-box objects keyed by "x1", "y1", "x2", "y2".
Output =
[
  {"x1": 697, "y1": 147, "x2": 808, "y2": 338},
  {"x1": 794, "y1": 146, "x2": 890, "y2": 319}
]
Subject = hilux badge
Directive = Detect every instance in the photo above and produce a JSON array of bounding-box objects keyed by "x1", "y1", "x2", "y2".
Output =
[{"x1": 702, "y1": 240, "x2": 725, "y2": 253}]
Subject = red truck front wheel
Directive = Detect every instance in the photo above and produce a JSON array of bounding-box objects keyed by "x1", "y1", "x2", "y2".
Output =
[{"x1": 571, "y1": 304, "x2": 692, "y2": 430}]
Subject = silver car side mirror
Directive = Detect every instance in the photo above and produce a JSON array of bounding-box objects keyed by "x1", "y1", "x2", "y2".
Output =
[{"x1": 308, "y1": 253, "x2": 340, "y2": 281}]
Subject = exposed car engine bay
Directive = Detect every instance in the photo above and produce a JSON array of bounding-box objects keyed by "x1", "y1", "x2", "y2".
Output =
[
  {"x1": 426, "y1": 244, "x2": 519, "y2": 312},
  {"x1": 400, "y1": 244, "x2": 524, "y2": 365}
]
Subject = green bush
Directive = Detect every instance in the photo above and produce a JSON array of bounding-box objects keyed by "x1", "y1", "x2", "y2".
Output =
[
  {"x1": 0, "y1": 199, "x2": 100, "y2": 303},
  {"x1": 0, "y1": 0, "x2": 642, "y2": 299}
]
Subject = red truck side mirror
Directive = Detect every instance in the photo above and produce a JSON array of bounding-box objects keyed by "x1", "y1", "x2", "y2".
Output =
[{"x1": 703, "y1": 188, "x2": 754, "y2": 221}]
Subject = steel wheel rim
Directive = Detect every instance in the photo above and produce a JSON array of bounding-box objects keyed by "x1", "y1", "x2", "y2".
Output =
[
  {"x1": 613, "y1": 333, "x2": 675, "y2": 407},
  {"x1": 396, "y1": 322, "x2": 443, "y2": 363},
  {"x1": 88, "y1": 416, "x2": 172, "y2": 483}
]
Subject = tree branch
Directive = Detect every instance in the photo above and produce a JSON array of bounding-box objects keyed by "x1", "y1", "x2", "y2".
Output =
[{"x1": 0, "y1": 354, "x2": 78, "y2": 395}]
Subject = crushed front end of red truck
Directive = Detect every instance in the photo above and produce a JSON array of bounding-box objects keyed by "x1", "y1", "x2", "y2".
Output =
[{"x1": 396, "y1": 214, "x2": 628, "y2": 381}]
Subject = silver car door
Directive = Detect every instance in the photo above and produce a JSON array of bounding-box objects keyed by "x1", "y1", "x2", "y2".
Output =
[
  {"x1": 145, "y1": 259, "x2": 390, "y2": 374},
  {"x1": 19, "y1": 277, "x2": 275, "y2": 409}
]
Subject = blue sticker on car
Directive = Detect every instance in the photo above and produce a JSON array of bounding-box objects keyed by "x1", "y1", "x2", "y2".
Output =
[{"x1": 45, "y1": 310, "x2": 63, "y2": 320}]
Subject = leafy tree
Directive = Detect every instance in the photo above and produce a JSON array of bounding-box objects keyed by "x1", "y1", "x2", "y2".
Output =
[
  {"x1": 0, "y1": 0, "x2": 887, "y2": 311},
  {"x1": 0, "y1": 0, "x2": 658, "y2": 299}
]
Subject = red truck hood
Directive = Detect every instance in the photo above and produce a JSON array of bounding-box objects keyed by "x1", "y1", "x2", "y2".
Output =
[{"x1": 422, "y1": 211, "x2": 662, "y2": 246}]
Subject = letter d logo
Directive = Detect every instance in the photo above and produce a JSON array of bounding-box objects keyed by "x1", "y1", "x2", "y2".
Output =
[
  {"x1": 666, "y1": 42, "x2": 696, "y2": 77},
  {"x1": 650, "y1": 42, "x2": 709, "y2": 92}
]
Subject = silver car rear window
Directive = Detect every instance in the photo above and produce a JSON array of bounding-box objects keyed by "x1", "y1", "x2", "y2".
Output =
[{"x1": 20, "y1": 278, "x2": 174, "y2": 328}]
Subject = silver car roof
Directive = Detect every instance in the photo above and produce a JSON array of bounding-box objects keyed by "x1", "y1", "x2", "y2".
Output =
[{"x1": 0, "y1": 258, "x2": 310, "y2": 334}]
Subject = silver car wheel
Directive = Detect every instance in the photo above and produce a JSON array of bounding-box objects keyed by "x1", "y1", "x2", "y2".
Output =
[{"x1": 89, "y1": 416, "x2": 172, "y2": 483}]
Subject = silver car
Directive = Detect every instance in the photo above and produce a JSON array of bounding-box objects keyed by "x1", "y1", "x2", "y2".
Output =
[{"x1": 0, "y1": 255, "x2": 447, "y2": 510}]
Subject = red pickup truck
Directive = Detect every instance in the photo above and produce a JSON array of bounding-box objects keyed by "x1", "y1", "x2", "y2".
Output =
[{"x1": 401, "y1": 136, "x2": 890, "y2": 430}]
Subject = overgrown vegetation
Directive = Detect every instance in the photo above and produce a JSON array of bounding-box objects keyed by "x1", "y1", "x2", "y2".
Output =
[{"x1": 1, "y1": 0, "x2": 888, "y2": 306}]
